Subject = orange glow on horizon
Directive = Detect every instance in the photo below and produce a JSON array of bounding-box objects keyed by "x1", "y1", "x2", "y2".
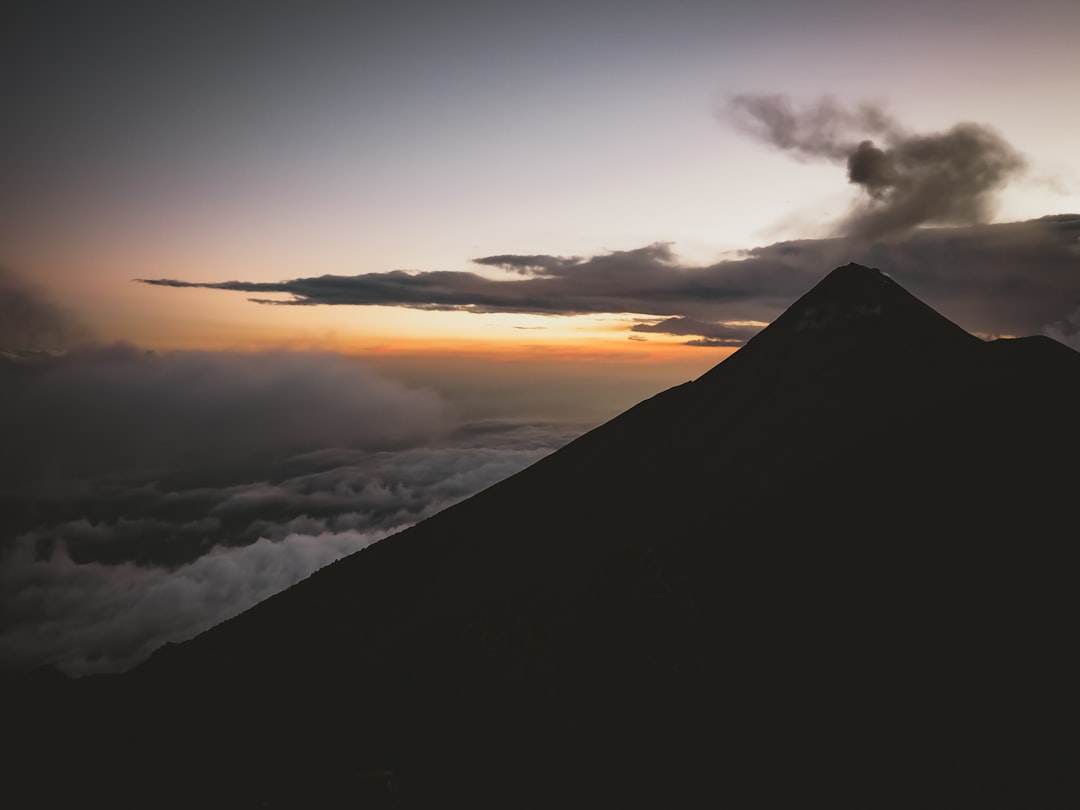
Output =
[
  {"x1": 35, "y1": 250, "x2": 743, "y2": 372},
  {"x1": 116, "y1": 321, "x2": 736, "y2": 365},
  {"x1": 84, "y1": 278, "x2": 740, "y2": 364}
]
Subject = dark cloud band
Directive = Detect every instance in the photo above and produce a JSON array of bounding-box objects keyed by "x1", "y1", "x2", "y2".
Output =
[{"x1": 137, "y1": 216, "x2": 1080, "y2": 345}]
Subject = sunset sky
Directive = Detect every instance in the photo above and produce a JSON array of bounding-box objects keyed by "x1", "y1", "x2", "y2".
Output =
[
  {"x1": 4, "y1": 1, "x2": 1077, "y2": 364},
  {"x1": 3, "y1": 0, "x2": 1079, "y2": 673}
]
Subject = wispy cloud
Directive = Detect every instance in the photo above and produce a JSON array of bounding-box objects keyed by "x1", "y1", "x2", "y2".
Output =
[{"x1": 630, "y1": 317, "x2": 764, "y2": 346}]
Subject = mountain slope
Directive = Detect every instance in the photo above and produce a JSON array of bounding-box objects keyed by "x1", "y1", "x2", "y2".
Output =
[{"x1": 14, "y1": 264, "x2": 1080, "y2": 808}]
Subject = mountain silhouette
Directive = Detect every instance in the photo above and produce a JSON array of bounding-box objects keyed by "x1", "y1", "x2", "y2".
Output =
[{"x1": 11, "y1": 264, "x2": 1079, "y2": 808}]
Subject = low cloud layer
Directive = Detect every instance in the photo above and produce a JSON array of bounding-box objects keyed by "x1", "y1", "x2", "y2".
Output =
[
  {"x1": 138, "y1": 216, "x2": 1080, "y2": 345},
  {"x1": 728, "y1": 94, "x2": 1027, "y2": 239},
  {"x1": 0, "y1": 272, "x2": 580, "y2": 675},
  {"x1": 1, "y1": 419, "x2": 576, "y2": 675},
  {"x1": 1, "y1": 527, "x2": 389, "y2": 675}
]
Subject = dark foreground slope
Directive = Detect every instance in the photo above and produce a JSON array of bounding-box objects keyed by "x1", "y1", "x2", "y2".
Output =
[{"x1": 12, "y1": 265, "x2": 1080, "y2": 808}]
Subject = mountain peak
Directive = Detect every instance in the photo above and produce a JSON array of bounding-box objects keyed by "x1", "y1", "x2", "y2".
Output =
[
  {"x1": 783, "y1": 263, "x2": 891, "y2": 332},
  {"x1": 822, "y1": 260, "x2": 884, "y2": 279},
  {"x1": 741, "y1": 261, "x2": 979, "y2": 354}
]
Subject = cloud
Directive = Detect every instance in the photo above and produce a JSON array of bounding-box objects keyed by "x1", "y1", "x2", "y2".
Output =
[
  {"x1": 631, "y1": 317, "x2": 764, "y2": 346},
  {"x1": 0, "y1": 266, "x2": 92, "y2": 350},
  {"x1": 0, "y1": 345, "x2": 447, "y2": 488},
  {"x1": 0, "y1": 528, "x2": 389, "y2": 676},
  {"x1": 472, "y1": 253, "x2": 584, "y2": 276},
  {"x1": 137, "y1": 243, "x2": 690, "y2": 313},
  {"x1": 135, "y1": 240, "x2": 812, "y2": 331},
  {"x1": 728, "y1": 93, "x2": 898, "y2": 162},
  {"x1": 136, "y1": 216, "x2": 1080, "y2": 345},
  {"x1": 683, "y1": 338, "x2": 737, "y2": 348},
  {"x1": 1043, "y1": 306, "x2": 1080, "y2": 350},
  {"x1": 728, "y1": 94, "x2": 1027, "y2": 239},
  {"x1": 12, "y1": 426, "x2": 575, "y2": 568},
  {"x1": 0, "y1": 420, "x2": 576, "y2": 675},
  {"x1": 845, "y1": 214, "x2": 1080, "y2": 337}
]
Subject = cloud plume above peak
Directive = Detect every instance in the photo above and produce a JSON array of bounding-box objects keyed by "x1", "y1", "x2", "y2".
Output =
[
  {"x1": 728, "y1": 94, "x2": 899, "y2": 162},
  {"x1": 728, "y1": 94, "x2": 1027, "y2": 239}
]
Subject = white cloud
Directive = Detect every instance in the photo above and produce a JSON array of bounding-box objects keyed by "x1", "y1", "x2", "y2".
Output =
[
  {"x1": 0, "y1": 528, "x2": 391, "y2": 676},
  {"x1": 0, "y1": 421, "x2": 575, "y2": 675}
]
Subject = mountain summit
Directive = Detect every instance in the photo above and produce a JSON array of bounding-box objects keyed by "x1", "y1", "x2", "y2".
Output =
[
  {"x1": 14, "y1": 264, "x2": 1080, "y2": 808},
  {"x1": 739, "y1": 262, "x2": 979, "y2": 355}
]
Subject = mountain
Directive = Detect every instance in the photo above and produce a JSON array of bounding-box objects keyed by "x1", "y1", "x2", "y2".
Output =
[{"x1": 12, "y1": 264, "x2": 1079, "y2": 808}]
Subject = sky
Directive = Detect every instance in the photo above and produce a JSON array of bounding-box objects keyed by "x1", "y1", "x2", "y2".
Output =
[{"x1": 2, "y1": 0, "x2": 1079, "y2": 674}]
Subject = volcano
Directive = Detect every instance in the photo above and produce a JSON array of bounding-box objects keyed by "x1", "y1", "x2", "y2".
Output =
[{"x1": 13, "y1": 264, "x2": 1079, "y2": 808}]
